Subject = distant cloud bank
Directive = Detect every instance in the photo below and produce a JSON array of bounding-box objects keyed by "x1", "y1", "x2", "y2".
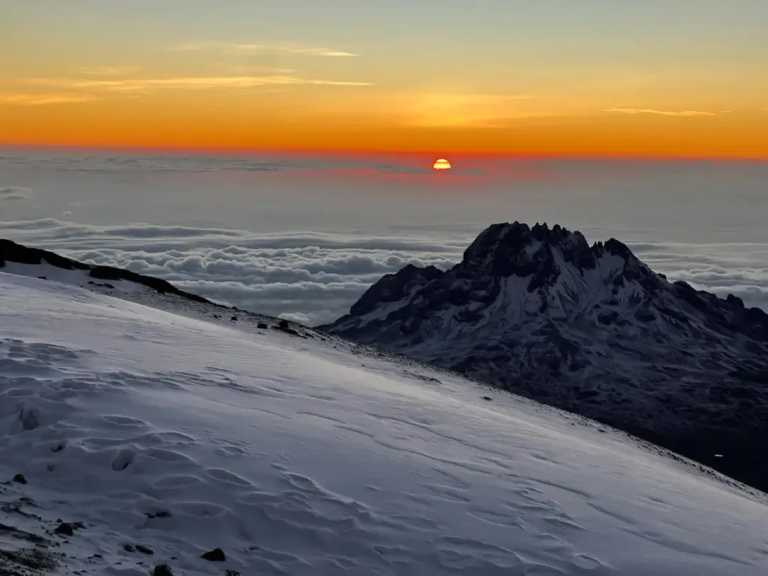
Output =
[
  {"x1": 0, "y1": 219, "x2": 462, "y2": 325},
  {"x1": 0, "y1": 218, "x2": 766, "y2": 325},
  {"x1": 0, "y1": 186, "x2": 32, "y2": 201}
]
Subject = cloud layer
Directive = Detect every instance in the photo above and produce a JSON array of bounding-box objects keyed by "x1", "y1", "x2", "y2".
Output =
[
  {"x1": 1, "y1": 218, "x2": 766, "y2": 325},
  {"x1": 0, "y1": 186, "x2": 32, "y2": 201},
  {"x1": 0, "y1": 219, "x2": 463, "y2": 325}
]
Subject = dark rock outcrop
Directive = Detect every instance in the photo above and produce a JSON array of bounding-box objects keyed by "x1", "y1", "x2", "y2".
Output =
[{"x1": 325, "y1": 222, "x2": 768, "y2": 492}]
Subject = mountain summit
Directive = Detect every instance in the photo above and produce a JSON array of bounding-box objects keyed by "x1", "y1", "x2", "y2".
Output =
[{"x1": 325, "y1": 222, "x2": 768, "y2": 491}]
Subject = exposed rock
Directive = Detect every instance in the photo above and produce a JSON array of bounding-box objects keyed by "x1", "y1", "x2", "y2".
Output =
[
  {"x1": 54, "y1": 522, "x2": 75, "y2": 536},
  {"x1": 152, "y1": 563, "x2": 174, "y2": 576},
  {"x1": 200, "y1": 547, "x2": 226, "y2": 562},
  {"x1": 324, "y1": 221, "x2": 768, "y2": 492}
]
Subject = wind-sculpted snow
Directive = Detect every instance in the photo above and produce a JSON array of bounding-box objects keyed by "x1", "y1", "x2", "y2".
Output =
[
  {"x1": 326, "y1": 222, "x2": 768, "y2": 493},
  {"x1": 1, "y1": 272, "x2": 767, "y2": 574}
]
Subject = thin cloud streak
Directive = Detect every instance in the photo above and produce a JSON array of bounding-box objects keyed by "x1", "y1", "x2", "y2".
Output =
[
  {"x1": 22, "y1": 75, "x2": 374, "y2": 95},
  {"x1": 174, "y1": 41, "x2": 357, "y2": 57},
  {"x1": 0, "y1": 92, "x2": 97, "y2": 106},
  {"x1": 605, "y1": 107, "x2": 718, "y2": 118}
]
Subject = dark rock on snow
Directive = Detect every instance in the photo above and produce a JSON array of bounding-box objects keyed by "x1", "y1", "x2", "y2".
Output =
[{"x1": 201, "y1": 547, "x2": 226, "y2": 562}]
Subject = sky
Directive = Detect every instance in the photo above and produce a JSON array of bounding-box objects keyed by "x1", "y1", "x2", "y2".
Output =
[{"x1": 2, "y1": 0, "x2": 768, "y2": 158}]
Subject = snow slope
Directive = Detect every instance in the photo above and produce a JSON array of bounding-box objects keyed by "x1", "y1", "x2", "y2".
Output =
[{"x1": 1, "y1": 271, "x2": 768, "y2": 575}]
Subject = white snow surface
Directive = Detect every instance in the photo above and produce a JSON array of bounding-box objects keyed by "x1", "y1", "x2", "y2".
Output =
[{"x1": 1, "y1": 271, "x2": 768, "y2": 575}]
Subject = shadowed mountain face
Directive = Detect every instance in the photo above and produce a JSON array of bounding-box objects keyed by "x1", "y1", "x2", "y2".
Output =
[{"x1": 324, "y1": 222, "x2": 768, "y2": 492}]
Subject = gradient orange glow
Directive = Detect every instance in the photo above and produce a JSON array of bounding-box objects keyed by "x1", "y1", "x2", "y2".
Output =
[{"x1": 2, "y1": 1, "x2": 767, "y2": 159}]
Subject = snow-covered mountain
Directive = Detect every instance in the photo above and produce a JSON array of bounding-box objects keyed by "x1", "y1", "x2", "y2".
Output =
[
  {"x1": 2, "y1": 240, "x2": 768, "y2": 574},
  {"x1": 325, "y1": 222, "x2": 768, "y2": 493}
]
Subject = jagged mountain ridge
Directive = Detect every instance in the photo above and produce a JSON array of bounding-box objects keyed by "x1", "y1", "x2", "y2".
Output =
[{"x1": 325, "y1": 222, "x2": 768, "y2": 492}]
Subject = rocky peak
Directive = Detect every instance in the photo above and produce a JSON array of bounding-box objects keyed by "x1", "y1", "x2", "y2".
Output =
[
  {"x1": 325, "y1": 222, "x2": 768, "y2": 492},
  {"x1": 457, "y1": 222, "x2": 608, "y2": 297}
]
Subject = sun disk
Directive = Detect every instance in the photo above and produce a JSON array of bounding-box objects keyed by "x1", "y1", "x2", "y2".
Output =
[{"x1": 432, "y1": 158, "x2": 452, "y2": 171}]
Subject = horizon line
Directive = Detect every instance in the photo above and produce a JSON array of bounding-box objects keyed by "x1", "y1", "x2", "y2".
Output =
[{"x1": 1, "y1": 142, "x2": 767, "y2": 164}]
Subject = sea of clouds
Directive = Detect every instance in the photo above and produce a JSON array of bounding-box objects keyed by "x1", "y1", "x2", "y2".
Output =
[
  {"x1": 1, "y1": 217, "x2": 766, "y2": 325},
  {"x1": 0, "y1": 218, "x2": 465, "y2": 324}
]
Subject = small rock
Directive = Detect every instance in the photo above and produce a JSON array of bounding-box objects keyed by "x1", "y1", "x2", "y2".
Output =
[
  {"x1": 54, "y1": 522, "x2": 74, "y2": 536},
  {"x1": 12, "y1": 473, "x2": 27, "y2": 484},
  {"x1": 123, "y1": 544, "x2": 135, "y2": 553},
  {"x1": 152, "y1": 564, "x2": 174, "y2": 576},
  {"x1": 201, "y1": 547, "x2": 226, "y2": 562},
  {"x1": 135, "y1": 544, "x2": 154, "y2": 555},
  {"x1": 257, "y1": 322, "x2": 268, "y2": 329},
  {"x1": 145, "y1": 509, "x2": 172, "y2": 519},
  {"x1": 482, "y1": 396, "x2": 493, "y2": 401}
]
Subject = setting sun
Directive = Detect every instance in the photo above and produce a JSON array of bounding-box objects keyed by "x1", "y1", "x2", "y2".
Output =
[{"x1": 432, "y1": 158, "x2": 452, "y2": 171}]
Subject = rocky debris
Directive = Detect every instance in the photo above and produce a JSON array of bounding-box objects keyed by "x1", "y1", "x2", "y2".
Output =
[
  {"x1": 11, "y1": 474, "x2": 26, "y2": 485},
  {"x1": 200, "y1": 547, "x2": 226, "y2": 562},
  {"x1": 274, "y1": 319, "x2": 302, "y2": 337},
  {"x1": 152, "y1": 563, "x2": 174, "y2": 576},
  {"x1": 325, "y1": 221, "x2": 768, "y2": 492},
  {"x1": 53, "y1": 522, "x2": 78, "y2": 537},
  {"x1": 0, "y1": 547, "x2": 58, "y2": 576}
]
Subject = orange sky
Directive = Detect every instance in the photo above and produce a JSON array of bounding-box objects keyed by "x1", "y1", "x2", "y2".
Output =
[{"x1": 2, "y1": 1, "x2": 767, "y2": 159}]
